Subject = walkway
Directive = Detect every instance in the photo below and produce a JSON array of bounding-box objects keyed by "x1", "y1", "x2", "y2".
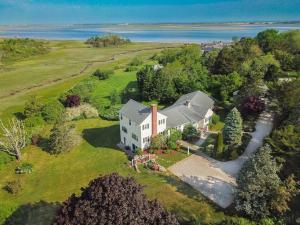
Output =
[{"x1": 169, "y1": 105, "x2": 274, "y2": 208}]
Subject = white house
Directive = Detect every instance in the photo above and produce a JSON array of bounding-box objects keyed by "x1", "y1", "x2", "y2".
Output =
[{"x1": 119, "y1": 91, "x2": 214, "y2": 150}]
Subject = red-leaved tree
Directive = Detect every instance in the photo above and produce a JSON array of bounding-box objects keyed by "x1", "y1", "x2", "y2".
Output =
[
  {"x1": 241, "y1": 96, "x2": 265, "y2": 116},
  {"x1": 65, "y1": 95, "x2": 80, "y2": 108},
  {"x1": 53, "y1": 173, "x2": 179, "y2": 225}
]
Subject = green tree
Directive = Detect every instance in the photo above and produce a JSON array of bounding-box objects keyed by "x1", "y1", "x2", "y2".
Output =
[
  {"x1": 49, "y1": 122, "x2": 79, "y2": 155},
  {"x1": 219, "y1": 71, "x2": 243, "y2": 101},
  {"x1": 24, "y1": 96, "x2": 42, "y2": 118},
  {"x1": 223, "y1": 108, "x2": 243, "y2": 146},
  {"x1": 256, "y1": 29, "x2": 280, "y2": 53},
  {"x1": 167, "y1": 129, "x2": 182, "y2": 150},
  {"x1": 235, "y1": 144, "x2": 299, "y2": 219},
  {"x1": 182, "y1": 124, "x2": 199, "y2": 141},
  {"x1": 41, "y1": 100, "x2": 65, "y2": 124},
  {"x1": 215, "y1": 132, "x2": 224, "y2": 159}
]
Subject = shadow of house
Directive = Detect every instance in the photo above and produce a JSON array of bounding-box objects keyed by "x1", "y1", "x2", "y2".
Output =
[
  {"x1": 4, "y1": 201, "x2": 60, "y2": 225},
  {"x1": 82, "y1": 124, "x2": 121, "y2": 149}
]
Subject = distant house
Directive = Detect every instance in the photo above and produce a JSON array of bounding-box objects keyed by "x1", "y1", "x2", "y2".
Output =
[{"x1": 119, "y1": 91, "x2": 214, "y2": 151}]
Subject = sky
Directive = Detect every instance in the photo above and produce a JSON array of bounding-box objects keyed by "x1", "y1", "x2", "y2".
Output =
[{"x1": 0, "y1": 0, "x2": 299, "y2": 24}]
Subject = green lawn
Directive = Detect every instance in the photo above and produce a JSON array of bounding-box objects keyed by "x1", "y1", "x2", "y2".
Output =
[
  {"x1": 0, "y1": 40, "x2": 228, "y2": 225},
  {"x1": 0, "y1": 119, "x2": 226, "y2": 225}
]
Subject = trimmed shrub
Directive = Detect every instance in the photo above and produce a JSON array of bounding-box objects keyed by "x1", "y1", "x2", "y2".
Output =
[
  {"x1": 15, "y1": 163, "x2": 33, "y2": 174},
  {"x1": 92, "y1": 69, "x2": 114, "y2": 80},
  {"x1": 65, "y1": 95, "x2": 81, "y2": 108},
  {"x1": 182, "y1": 124, "x2": 199, "y2": 141},
  {"x1": 41, "y1": 100, "x2": 65, "y2": 124},
  {"x1": 64, "y1": 104, "x2": 98, "y2": 121},
  {"x1": 5, "y1": 180, "x2": 23, "y2": 194}
]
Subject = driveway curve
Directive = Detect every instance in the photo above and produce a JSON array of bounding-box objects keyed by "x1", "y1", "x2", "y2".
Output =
[{"x1": 169, "y1": 107, "x2": 274, "y2": 208}]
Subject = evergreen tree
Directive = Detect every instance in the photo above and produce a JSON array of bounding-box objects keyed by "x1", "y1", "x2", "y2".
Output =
[
  {"x1": 49, "y1": 121, "x2": 79, "y2": 155},
  {"x1": 223, "y1": 108, "x2": 243, "y2": 146},
  {"x1": 235, "y1": 144, "x2": 298, "y2": 219}
]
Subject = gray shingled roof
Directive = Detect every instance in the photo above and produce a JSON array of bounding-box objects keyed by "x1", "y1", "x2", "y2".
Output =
[
  {"x1": 160, "y1": 91, "x2": 214, "y2": 128},
  {"x1": 119, "y1": 99, "x2": 150, "y2": 124}
]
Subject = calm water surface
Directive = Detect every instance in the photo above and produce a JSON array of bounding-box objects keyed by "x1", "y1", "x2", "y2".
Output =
[{"x1": 0, "y1": 24, "x2": 299, "y2": 43}]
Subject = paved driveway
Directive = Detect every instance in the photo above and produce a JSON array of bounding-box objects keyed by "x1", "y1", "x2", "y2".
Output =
[{"x1": 169, "y1": 110, "x2": 273, "y2": 208}]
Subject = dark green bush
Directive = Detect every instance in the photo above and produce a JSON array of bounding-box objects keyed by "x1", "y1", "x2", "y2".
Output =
[
  {"x1": 41, "y1": 100, "x2": 65, "y2": 124},
  {"x1": 15, "y1": 163, "x2": 33, "y2": 174},
  {"x1": 182, "y1": 124, "x2": 199, "y2": 141},
  {"x1": 92, "y1": 69, "x2": 114, "y2": 80},
  {"x1": 24, "y1": 115, "x2": 45, "y2": 128},
  {"x1": 86, "y1": 35, "x2": 130, "y2": 48}
]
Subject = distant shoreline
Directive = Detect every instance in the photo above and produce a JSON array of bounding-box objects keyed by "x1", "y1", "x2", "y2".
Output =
[{"x1": 0, "y1": 22, "x2": 299, "y2": 43}]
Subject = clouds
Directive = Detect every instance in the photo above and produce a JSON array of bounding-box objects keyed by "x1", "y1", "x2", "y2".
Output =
[{"x1": 0, "y1": 0, "x2": 299, "y2": 24}]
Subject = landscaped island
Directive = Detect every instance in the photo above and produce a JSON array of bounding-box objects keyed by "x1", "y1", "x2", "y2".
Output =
[{"x1": 0, "y1": 29, "x2": 299, "y2": 225}]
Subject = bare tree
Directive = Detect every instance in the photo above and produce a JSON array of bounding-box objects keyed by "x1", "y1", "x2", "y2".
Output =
[{"x1": 0, "y1": 119, "x2": 26, "y2": 160}]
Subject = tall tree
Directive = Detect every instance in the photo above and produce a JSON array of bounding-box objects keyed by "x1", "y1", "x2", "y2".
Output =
[
  {"x1": 235, "y1": 144, "x2": 299, "y2": 219},
  {"x1": 0, "y1": 119, "x2": 26, "y2": 160},
  {"x1": 49, "y1": 121, "x2": 79, "y2": 155},
  {"x1": 223, "y1": 108, "x2": 243, "y2": 146},
  {"x1": 53, "y1": 173, "x2": 179, "y2": 225}
]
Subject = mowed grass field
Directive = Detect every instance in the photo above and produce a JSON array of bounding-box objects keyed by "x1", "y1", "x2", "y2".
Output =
[{"x1": 0, "y1": 40, "x2": 227, "y2": 225}]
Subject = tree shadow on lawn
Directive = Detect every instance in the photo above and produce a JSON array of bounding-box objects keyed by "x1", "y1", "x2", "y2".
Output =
[
  {"x1": 82, "y1": 124, "x2": 121, "y2": 150},
  {"x1": 4, "y1": 201, "x2": 60, "y2": 225}
]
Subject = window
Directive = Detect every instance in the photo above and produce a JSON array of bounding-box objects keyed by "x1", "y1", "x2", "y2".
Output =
[
  {"x1": 120, "y1": 114, "x2": 123, "y2": 120},
  {"x1": 122, "y1": 126, "x2": 127, "y2": 133},
  {"x1": 132, "y1": 133, "x2": 138, "y2": 141},
  {"x1": 143, "y1": 137, "x2": 150, "y2": 143},
  {"x1": 142, "y1": 124, "x2": 149, "y2": 130},
  {"x1": 158, "y1": 119, "x2": 165, "y2": 125},
  {"x1": 129, "y1": 120, "x2": 132, "y2": 126}
]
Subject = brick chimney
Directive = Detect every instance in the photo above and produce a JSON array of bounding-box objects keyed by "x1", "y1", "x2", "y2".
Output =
[{"x1": 151, "y1": 104, "x2": 158, "y2": 137}]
